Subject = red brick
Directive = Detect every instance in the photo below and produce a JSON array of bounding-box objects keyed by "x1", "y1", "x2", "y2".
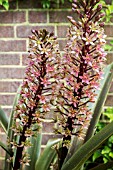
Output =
[
  {"x1": 29, "y1": 11, "x2": 47, "y2": 23},
  {"x1": 0, "y1": 147, "x2": 5, "y2": 157},
  {"x1": 49, "y1": 11, "x2": 77, "y2": 23},
  {"x1": 59, "y1": 0, "x2": 71, "y2": 8},
  {"x1": 0, "y1": 81, "x2": 20, "y2": 92},
  {"x1": 106, "y1": 53, "x2": 113, "y2": 64},
  {"x1": 0, "y1": 54, "x2": 20, "y2": 65},
  {"x1": 0, "y1": 26, "x2": 14, "y2": 38},
  {"x1": 0, "y1": 68, "x2": 25, "y2": 79},
  {"x1": 16, "y1": 26, "x2": 54, "y2": 38},
  {"x1": 105, "y1": 95, "x2": 113, "y2": 106},
  {"x1": 57, "y1": 25, "x2": 69, "y2": 38},
  {"x1": 0, "y1": 95, "x2": 15, "y2": 105},
  {"x1": 18, "y1": 0, "x2": 42, "y2": 9},
  {"x1": 0, "y1": 40, "x2": 26, "y2": 52},
  {"x1": 42, "y1": 122, "x2": 54, "y2": 133},
  {"x1": 0, "y1": 11, "x2": 26, "y2": 23},
  {"x1": 109, "y1": 81, "x2": 113, "y2": 93},
  {"x1": 58, "y1": 39, "x2": 67, "y2": 51},
  {"x1": 104, "y1": 25, "x2": 113, "y2": 37},
  {"x1": 0, "y1": 159, "x2": 4, "y2": 170},
  {"x1": 22, "y1": 53, "x2": 29, "y2": 65}
]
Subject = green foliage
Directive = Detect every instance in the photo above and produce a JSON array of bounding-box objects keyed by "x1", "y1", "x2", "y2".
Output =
[
  {"x1": 0, "y1": 0, "x2": 9, "y2": 10},
  {"x1": 0, "y1": 1, "x2": 113, "y2": 170},
  {"x1": 84, "y1": 108, "x2": 113, "y2": 170}
]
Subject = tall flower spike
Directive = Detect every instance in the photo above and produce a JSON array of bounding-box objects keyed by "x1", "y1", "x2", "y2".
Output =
[
  {"x1": 11, "y1": 29, "x2": 61, "y2": 170},
  {"x1": 54, "y1": 0, "x2": 106, "y2": 148}
]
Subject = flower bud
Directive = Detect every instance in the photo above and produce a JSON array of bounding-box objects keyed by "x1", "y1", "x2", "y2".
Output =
[
  {"x1": 99, "y1": 22, "x2": 104, "y2": 27},
  {"x1": 97, "y1": 4, "x2": 102, "y2": 12},
  {"x1": 72, "y1": 3, "x2": 77, "y2": 9}
]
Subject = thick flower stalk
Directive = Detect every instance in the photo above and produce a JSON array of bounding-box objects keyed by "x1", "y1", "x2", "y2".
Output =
[
  {"x1": 53, "y1": 0, "x2": 107, "y2": 164},
  {"x1": 11, "y1": 29, "x2": 61, "y2": 170}
]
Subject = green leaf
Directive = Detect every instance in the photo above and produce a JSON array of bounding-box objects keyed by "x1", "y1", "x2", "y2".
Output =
[
  {"x1": 84, "y1": 63, "x2": 113, "y2": 142},
  {"x1": 0, "y1": 0, "x2": 2, "y2": 5},
  {"x1": 25, "y1": 133, "x2": 42, "y2": 170},
  {"x1": 2, "y1": 0, "x2": 9, "y2": 10},
  {"x1": 0, "y1": 107, "x2": 9, "y2": 133},
  {"x1": 4, "y1": 86, "x2": 21, "y2": 170},
  {"x1": 109, "y1": 152, "x2": 113, "y2": 158},
  {"x1": 35, "y1": 138, "x2": 61, "y2": 170},
  {"x1": 104, "y1": 44, "x2": 112, "y2": 51},
  {"x1": 104, "y1": 112, "x2": 113, "y2": 121},
  {"x1": 89, "y1": 161, "x2": 113, "y2": 170},
  {"x1": 101, "y1": 146, "x2": 111, "y2": 154},
  {"x1": 0, "y1": 141, "x2": 12, "y2": 156},
  {"x1": 92, "y1": 150, "x2": 101, "y2": 162},
  {"x1": 61, "y1": 121, "x2": 113, "y2": 170}
]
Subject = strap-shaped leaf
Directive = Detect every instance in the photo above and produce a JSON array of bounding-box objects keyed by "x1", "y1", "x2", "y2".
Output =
[
  {"x1": 0, "y1": 107, "x2": 9, "y2": 133},
  {"x1": 24, "y1": 133, "x2": 42, "y2": 170},
  {"x1": 89, "y1": 161, "x2": 113, "y2": 170},
  {"x1": 61, "y1": 121, "x2": 113, "y2": 170},
  {"x1": 35, "y1": 138, "x2": 61, "y2": 170},
  {"x1": 84, "y1": 62, "x2": 113, "y2": 142},
  {"x1": 4, "y1": 86, "x2": 21, "y2": 170},
  {"x1": 0, "y1": 141, "x2": 12, "y2": 156}
]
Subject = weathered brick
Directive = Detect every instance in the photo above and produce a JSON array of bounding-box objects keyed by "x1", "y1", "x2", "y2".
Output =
[
  {"x1": 0, "y1": 160, "x2": 4, "y2": 170},
  {"x1": 0, "y1": 11, "x2": 26, "y2": 23},
  {"x1": 109, "y1": 81, "x2": 113, "y2": 93},
  {"x1": 22, "y1": 53, "x2": 29, "y2": 65},
  {"x1": 0, "y1": 26, "x2": 14, "y2": 38},
  {"x1": 104, "y1": 25, "x2": 113, "y2": 37},
  {"x1": 59, "y1": 0, "x2": 71, "y2": 8},
  {"x1": 16, "y1": 26, "x2": 54, "y2": 38},
  {"x1": 57, "y1": 25, "x2": 69, "y2": 38},
  {"x1": 0, "y1": 68, "x2": 25, "y2": 79},
  {"x1": 106, "y1": 53, "x2": 113, "y2": 64},
  {"x1": 0, "y1": 81, "x2": 20, "y2": 92},
  {"x1": 0, "y1": 40, "x2": 26, "y2": 52},
  {"x1": 0, "y1": 54, "x2": 20, "y2": 65},
  {"x1": 105, "y1": 95, "x2": 113, "y2": 106},
  {"x1": 29, "y1": 11, "x2": 47, "y2": 23},
  {"x1": 49, "y1": 11, "x2": 77, "y2": 23},
  {"x1": 18, "y1": 0, "x2": 42, "y2": 9},
  {"x1": 0, "y1": 95, "x2": 15, "y2": 105},
  {"x1": 58, "y1": 39, "x2": 67, "y2": 51},
  {"x1": 42, "y1": 122, "x2": 54, "y2": 133},
  {"x1": 0, "y1": 147, "x2": 5, "y2": 157}
]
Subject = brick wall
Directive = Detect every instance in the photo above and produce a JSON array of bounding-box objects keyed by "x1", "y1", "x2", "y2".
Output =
[{"x1": 0, "y1": 0, "x2": 113, "y2": 168}]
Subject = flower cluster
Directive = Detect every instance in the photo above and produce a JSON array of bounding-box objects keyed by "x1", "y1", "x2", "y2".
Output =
[
  {"x1": 11, "y1": 29, "x2": 61, "y2": 169},
  {"x1": 54, "y1": 0, "x2": 107, "y2": 141}
]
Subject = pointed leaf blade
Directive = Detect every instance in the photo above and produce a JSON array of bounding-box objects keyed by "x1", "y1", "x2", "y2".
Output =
[
  {"x1": 25, "y1": 133, "x2": 42, "y2": 170},
  {"x1": 0, "y1": 107, "x2": 9, "y2": 133},
  {"x1": 84, "y1": 62, "x2": 113, "y2": 142},
  {"x1": 35, "y1": 138, "x2": 61, "y2": 170},
  {"x1": 61, "y1": 122, "x2": 113, "y2": 170}
]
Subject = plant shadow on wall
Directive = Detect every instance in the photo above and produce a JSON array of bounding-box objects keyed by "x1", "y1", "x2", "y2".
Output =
[{"x1": 0, "y1": 0, "x2": 113, "y2": 170}]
